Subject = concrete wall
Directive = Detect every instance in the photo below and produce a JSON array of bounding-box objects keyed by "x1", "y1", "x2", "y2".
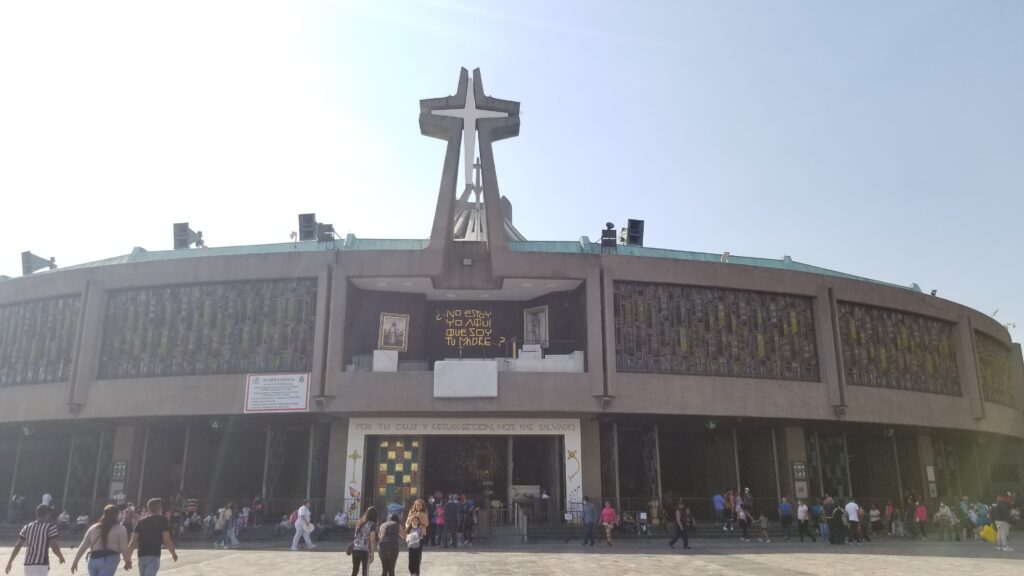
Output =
[{"x1": 0, "y1": 244, "x2": 1020, "y2": 446}]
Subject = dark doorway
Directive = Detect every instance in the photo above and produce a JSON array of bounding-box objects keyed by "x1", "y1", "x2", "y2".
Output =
[{"x1": 422, "y1": 436, "x2": 508, "y2": 504}]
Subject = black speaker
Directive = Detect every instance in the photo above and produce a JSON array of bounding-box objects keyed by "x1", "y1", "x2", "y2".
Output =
[
  {"x1": 600, "y1": 223, "x2": 617, "y2": 248},
  {"x1": 298, "y1": 213, "x2": 317, "y2": 241},
  {"x1": 21, "y1": 251, "x2": 56, "y2": 276},
  {"x1": 173, "y1": 223, "x2": 191, "y2": 249},
  {"x1": 626, "y1": 219, "x2": 644, "y2": 246},
  {"x1": 316, "y1": 223, "x2": 335, "y2": 242}
]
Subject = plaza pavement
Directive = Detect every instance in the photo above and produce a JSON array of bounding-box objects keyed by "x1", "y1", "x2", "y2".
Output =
[{"x1": 2, "y1": 537, "x2": 1020, "y2": 575}]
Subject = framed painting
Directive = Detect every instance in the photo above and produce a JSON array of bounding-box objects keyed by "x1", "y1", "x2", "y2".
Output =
[{"x1": 378, "y1": 312, "x2": 410, "y2": 352}]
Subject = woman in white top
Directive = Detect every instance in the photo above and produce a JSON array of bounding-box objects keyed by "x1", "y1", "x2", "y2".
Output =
[{"x1": 71, "y1": 505, "x2": 132, "y2": 576}]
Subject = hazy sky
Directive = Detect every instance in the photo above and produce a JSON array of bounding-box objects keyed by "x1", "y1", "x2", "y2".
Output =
[{"x1": 1, "y1": 1, "x2": 1022, "y2": 341}]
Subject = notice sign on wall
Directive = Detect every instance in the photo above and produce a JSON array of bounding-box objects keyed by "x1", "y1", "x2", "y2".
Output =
[{"x1": 244, "y1": 373, "x2": 311, "y2": 413}]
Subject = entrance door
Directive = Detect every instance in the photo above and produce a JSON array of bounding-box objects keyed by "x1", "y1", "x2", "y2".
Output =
[
  {"x1": 374, "y1": 437, "x2": 423, "y2": 505},
  {"x1": 422, "y1": 436, "x2": 508, "y2": 505}
]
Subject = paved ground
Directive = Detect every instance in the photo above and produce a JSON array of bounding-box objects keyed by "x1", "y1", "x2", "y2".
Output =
[{"x1": 2, "y1": 537, "x2": 1020, "y2": 575}]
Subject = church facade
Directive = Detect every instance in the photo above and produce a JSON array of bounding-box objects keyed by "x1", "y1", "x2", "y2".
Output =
[{"x1": 1, "y1": 69, "x2": 1022, "y2": 523}]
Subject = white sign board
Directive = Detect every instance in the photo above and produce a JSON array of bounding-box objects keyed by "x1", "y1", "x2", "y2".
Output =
[{"x1": 244, "y1": 373, "x2": 310, "y2": 413}]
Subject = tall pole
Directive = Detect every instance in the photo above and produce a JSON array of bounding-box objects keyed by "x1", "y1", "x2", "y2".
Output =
[
  {"x1": 506, "y1": 436, "x2": 514, "y2": 509},
  {"x1": 9, "y1": 433, "x2": 23, "y2": 500},
  {"x1": 179, "y1": 425, "x2": 191, "y2": 493},
  {"x1": 814, "y1": 431, "x2": 825, "y2": 497},
  {"x1": 91, "y1": 429, "x2": 106, "y2": 507},
  {"x1": 306, "y1": 423, "x2": 315, "y2": 501},
  {"x1": 136, "y1": 426, "x2": 150, "y2": 504},
  {"x1": 891, "y1": 433, "x2": 904, "y2": 503},
  {"x1": 771, "y1": 428, "x2": 782, "y2": 502},
  {"x1": 62, "y1": 430, "x2": 77, "y2": 508},
  {"x1": 261, "y1": 427, "x2": 272, "y2": 500},
  {"x1": 732, "y1": 427, "x2": 742, "y2": 491},
  {"x1": 652, "y1": 425, "x2": 663, "y2": 505},
  {"x1": 612, "y1": 423, "x2": 621, "y2": 506},
  {"x1": 842, "y1": 432, "x2": 853, "y2": 498}
]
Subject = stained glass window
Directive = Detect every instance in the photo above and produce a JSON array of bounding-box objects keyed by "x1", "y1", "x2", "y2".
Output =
[
  {"x1": 838, "y1": 302, "x2": 959, "y2": 396},
  {"x1": 98, "y1": 279, "x2": 317, "y2": 379},
  {"x1": 613, "y1": 281, "x2": 819, "y2": 381},
  {"x1": 0, "y1": 296, "x2": 80, "y2": 386},
  {"x1": 976, "y1": 331, "x2": 1014, "y2": 407}
]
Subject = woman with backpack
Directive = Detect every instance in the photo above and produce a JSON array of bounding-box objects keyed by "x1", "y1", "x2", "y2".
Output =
[
  {"x1": 71, "y1": 505, "x2": 132, "y2": 576},
  {"x1": 349, "y1": 506, "x2": 378, "y2": 576}
]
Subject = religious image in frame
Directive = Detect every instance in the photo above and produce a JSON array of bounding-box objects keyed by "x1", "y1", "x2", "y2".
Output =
[
  {"x1": 378, "y1": 312, "x2": 410, "y2": 352},
  {"x1": 523, "y1": 305, "x2": 549, "y2": 348}
]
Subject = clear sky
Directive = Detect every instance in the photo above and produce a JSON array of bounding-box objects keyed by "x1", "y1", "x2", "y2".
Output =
[{"x1": 1, "y1": 0, "x2": 1022, "y2": 342}]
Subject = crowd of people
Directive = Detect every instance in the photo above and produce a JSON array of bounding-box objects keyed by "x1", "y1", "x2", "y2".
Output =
[
  {"x1": 703, "y1": 487, "x2": 1020, "y2": 552},
  {"x1": 4, "y1": 486, "x2": 1021, "y2": 576}
]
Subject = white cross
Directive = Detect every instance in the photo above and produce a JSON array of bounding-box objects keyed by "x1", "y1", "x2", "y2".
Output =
[{"x1": 432, "y1": 76, "x2": 508, "y2": 197}]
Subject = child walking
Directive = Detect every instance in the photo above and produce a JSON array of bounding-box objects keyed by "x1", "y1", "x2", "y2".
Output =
[
  {"x1": 756, "y1": 509, "x2": 771, "y2": 543},
  {"x1": 406, "y1": 515, "x2": 424, "y2": 576}
]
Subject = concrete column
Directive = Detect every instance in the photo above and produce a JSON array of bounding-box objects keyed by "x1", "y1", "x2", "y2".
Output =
[
  {"x1": 323, "y1": 419, "x2": 349, "y2": 512},
  {"x1": 70, "y1": 282, "x2": 109, "y2": 407},
  {"x1": 311, "y1": 265, "x2": 332, "y2": 400},
  {"x1": 813, "y1": 286, "x2": 844, "y2": 408},
  {"x1": 600, "y1": 268, "x2": 617, "y2": 397},
  {"x1": 584, "y1": 266, "x2": 605, "y2": 396},
  {"x1": 916, "y1": 433, "x2": 936, "y2": 500},
  {"x1": 776, "y1": 427, "x2": 808, "y2": 499},
  {"x1": 771, "y1": 428, "x2": 782, "y2": 503},
  {"x1": 323, "y1": 268, "x2": 348, "y2": 398},
  {"x1": 580, "y1": 418, "x2": 602, "y2": 502},
  {"x1": 66, "y1": 281, "x2": 91, "y2": 409},
  {"x1": 109, "y1": 425, "x2": 136, "y2": 500},
  {"x1": 954, "y1": 314, "x2": 985, "y2": 418}
]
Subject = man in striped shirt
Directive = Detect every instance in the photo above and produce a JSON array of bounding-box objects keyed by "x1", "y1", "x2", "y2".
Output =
[{"x1": 4, "y1": 505, "x2": 65, "y2": 576}]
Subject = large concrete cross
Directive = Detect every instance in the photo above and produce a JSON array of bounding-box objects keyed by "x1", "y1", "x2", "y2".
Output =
[
  {"x1": 420, "y1": 68, "x2": 520, "y2": 252},
  {"x1": 432, "y1": 75, "x2": 508, "y2": 200}
]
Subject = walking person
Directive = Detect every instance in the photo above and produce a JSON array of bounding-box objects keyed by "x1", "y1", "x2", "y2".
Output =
[
  {"x1": 71, "y1": 505, "x2": 132, "y2": 576},
  {"x1": 433, "y1": 503, "x2": 446, "y2": 549},
  {"x1": 723, "y1": 489, "x2": 735, "y2": 531},
  {"x1": 5, "y1": 505, "x2": 64, "y2": 576},
  {"x1": 349, "y1": 506, "x2": 378, "y2": 576},
  {"x1": 992, "y1": 494, "x2": 1014, "y2": 552},
  {"x1": 668, "y1": 503, "x2": 689, "y2": 549},
  {"x1": 600, "y1": 501, "x2": 618, "y2": 546},
  {"x1": 736, "y1": 504, "x2": 751, "y2": 542},
  {"x1": 291, "y1": 500, "x2": 316, "y2": 551},
  {"x1": 778, "y1": 497, "x2": 794, "y2": 542},
  {"x1": 796, "y1": 499, "x2": 816, "y2": 543},
  {"x1": 442, "y1": 496, "x2": 459, "y2": 548},
  {"x1": 844, "y1": 499, "x2": 862, "y2": 544},
  {"x1": 377, "y1": 513, "x2": 405, "y2": 576},
  {"x1": 128, "y1": 499, "x2": 178, "y2": 576},
  {"x1": 712, "y1": 492, "x2": 725, "y2": 530},
  {"x1": 581, "y1": 496, "x2": 596, "y2": 546},
  {"x1": 217, "y1": 504, "x2": 239, "y2": 549},
  {"x1": 755, "y1": 508, "x2": 770, "y2": 543},
  {"x1": 828, "y1": 501, "x2": 845, "y2": 545},
  {"x1": 405, "y1": 515, "x2": 424, "y2": 576},
  {"x1": 914, "y1": 501, "x2": 929, "y2": 540}
]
